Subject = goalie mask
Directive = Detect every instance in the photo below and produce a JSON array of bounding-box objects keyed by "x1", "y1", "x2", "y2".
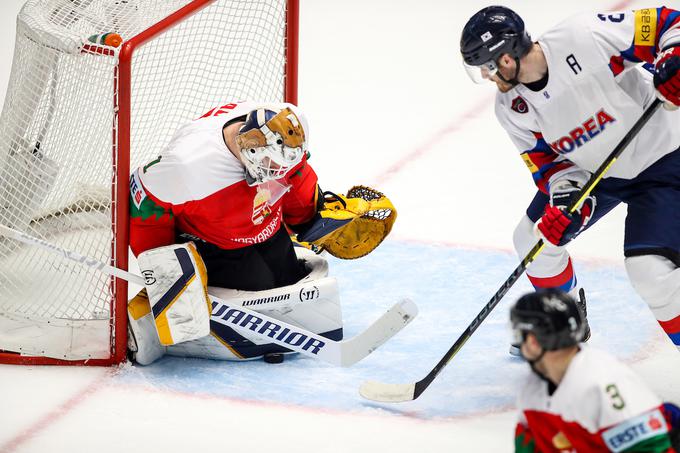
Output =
[{"x1": 236, "y1": 107, "x2": 306, "y2": 186}]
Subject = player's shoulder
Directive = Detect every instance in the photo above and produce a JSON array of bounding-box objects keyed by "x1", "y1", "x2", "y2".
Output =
[
  {"x1": 561, "y1": 347, "x2": 652, "y2": 404},
  {"x1": 537, "y1": 12, "x2": 601, "y2": 49},
  {"x1": 566, "y1": 347, "x2": 627, "y2": 382},
  {"x1": 542, "y1": 10, "x2": 628, "y2": 36},
  {"x1": 571, "y1": 347, "x2": 665, "y2": 430},
  {"x1": 539, "y1": 9, "x2": 635, "y2": 51},
  {"x1": 555, "y1": 10, "x2": 605, "y2": 29}
]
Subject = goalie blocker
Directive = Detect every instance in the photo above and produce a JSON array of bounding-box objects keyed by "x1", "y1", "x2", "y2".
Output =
[{"x1": 128, "y1": 245, "x2": 344, "y2": 365}]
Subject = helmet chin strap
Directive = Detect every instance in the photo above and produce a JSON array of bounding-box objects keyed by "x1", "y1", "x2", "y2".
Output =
[{"x1": 496, "y1": 56, "x2": 522, "y2": 87}]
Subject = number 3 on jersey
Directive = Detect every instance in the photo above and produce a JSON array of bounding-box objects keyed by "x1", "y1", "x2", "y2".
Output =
[{"x1": 606, "y1": 383, "x2": 626, "y2": 410}]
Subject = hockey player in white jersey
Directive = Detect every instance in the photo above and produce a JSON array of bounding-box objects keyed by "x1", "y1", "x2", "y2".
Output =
[
  {"x1": 510, "y1": 289, "x2": 680, "y2": 452},
  {"x1": 460, "y1": 6, "x2": 680, "y2": 352}
]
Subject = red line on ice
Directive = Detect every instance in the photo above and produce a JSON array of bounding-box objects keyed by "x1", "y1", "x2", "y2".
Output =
[
  {"x1": 0, "y1": 375, "x2": 110, "y2": 453},
  {"x1": 372, "y1": 95, "x2": 493, "y2": 186}
]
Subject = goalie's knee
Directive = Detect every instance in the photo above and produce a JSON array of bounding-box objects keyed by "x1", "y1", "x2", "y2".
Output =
[{"x1": 296, "y1": 245, "x2": 329, "y2": 280}]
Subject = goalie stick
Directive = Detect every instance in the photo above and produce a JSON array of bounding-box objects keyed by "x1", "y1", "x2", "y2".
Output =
[
  {"x1": 359, "y1": 99, "x2": 663, "y2": 403},
  {"x1": 0, "y1": 223, "x2": 418, "y2": 367}
]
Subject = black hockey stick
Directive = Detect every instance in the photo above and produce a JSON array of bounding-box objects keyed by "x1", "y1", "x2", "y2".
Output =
[{"x1": 360, "y1": 98, "x2": 663, "y2": 402}]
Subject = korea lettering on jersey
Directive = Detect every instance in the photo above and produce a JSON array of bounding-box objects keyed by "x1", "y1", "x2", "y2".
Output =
[
  {"x1": 496, "y1": 7, "x2": 680, "y2": 193},
  {"x1": 514, "y1": 348, "x2": 672, "y2": 452},
  {"x1": 129, "y1": 101, "x2": 318, "y2": 254}
]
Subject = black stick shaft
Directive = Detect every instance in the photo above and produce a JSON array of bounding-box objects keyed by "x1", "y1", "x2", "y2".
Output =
[{"x1": 412, "y1": 99, "x2": 662, "y2": 400}]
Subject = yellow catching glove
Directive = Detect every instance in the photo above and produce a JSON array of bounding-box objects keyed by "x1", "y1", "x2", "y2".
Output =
[{"x1": 296, "y1": 186, "x2": 397, "y2": 259}]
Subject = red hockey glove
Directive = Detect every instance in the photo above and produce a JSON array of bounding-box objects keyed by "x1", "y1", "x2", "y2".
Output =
[
  {"x1": 535, "y1": 181, "x2": 595, "y2": 247},
  {"x1": 654, "y1": 46, "x2": 680, "y2": 106}
]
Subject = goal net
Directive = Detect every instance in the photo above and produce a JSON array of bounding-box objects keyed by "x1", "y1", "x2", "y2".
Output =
[{"x1": 0, "y1": 0, "x2": 298, "y2": 365}]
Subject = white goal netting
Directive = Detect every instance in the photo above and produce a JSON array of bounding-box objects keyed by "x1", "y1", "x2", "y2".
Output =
[{"x1": 0, "y1": 0, "x2": 294, "y2": 362}]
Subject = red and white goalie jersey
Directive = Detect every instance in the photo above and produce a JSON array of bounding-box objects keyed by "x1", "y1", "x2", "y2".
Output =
[
  {"x1": 496, "y1": 8, "x2": 680, "y2": 194},
  {"x1": 515, "y1": 347, "x2": 674, "y2": 452},
  {"x1": 129, "y1": 101, "x2": 319, "y2": 255}
]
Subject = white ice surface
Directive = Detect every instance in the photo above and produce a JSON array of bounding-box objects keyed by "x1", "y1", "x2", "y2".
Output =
[{"x1": 2, "y1": 0, "x2": 680, "y2": 452}]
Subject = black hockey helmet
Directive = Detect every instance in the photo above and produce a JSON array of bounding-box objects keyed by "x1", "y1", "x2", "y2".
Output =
[
  {"x1": 460, "y1": 6, "x2": 532, "y2": 85},
  {"x1": 460, "y1": 6, "x2": 532, "y2": 83},
  {"x1": 510, "y1": 289, "x2": 586, "y2": 351}
]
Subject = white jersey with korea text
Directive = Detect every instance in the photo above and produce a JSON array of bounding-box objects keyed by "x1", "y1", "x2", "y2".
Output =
[{"x1": 496, "y1": 9, "x2": 680, "y2": 192}]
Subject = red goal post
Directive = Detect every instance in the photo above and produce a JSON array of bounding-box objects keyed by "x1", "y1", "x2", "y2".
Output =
[{"x1": 0, "y1": 0, "x2": 299, "y2": 365}]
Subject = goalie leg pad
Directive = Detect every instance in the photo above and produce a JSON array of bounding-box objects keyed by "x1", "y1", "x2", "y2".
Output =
[
  {"x1": 137, "y1": 242, "x2": 212, "y2": 346},
  {"x1": 166, "y1": 250, "x2": 343, "y2": 361},
  {"x1": 127, "y1": 289, "x2": 167, "y2": 365}
]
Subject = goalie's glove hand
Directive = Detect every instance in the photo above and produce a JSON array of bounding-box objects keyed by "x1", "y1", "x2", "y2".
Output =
[
  {"x1": 294, "y1": 186, "x2": 396, "y2": 259},
  {"x1": 654, "y1": 46, "x2": 680, "y2": 107},
  {"x1": 297, "y1": 191, "x2": 369, "y2": 244},
  {"x1": 535, "y1": 180, "x2": 595, "y2": 247}
]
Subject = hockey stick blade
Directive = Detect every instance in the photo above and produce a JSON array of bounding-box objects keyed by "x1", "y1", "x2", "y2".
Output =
[
  {"x1": 338, "y1": 298, "x2": 417, "y2": 367},
  {"x1": 359, "y1": 381, "x2": 416, "y2": 403},
  {"x1": 209, "y1": 296, "x2": 417, "y2": 366}
]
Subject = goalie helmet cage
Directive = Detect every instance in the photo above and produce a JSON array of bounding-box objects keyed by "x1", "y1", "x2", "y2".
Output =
[{"x1": 0, "y1": 0, "x2": 299, "y2": 366}]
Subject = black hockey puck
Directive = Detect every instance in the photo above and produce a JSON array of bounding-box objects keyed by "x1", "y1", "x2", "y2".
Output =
[{"x1": 264, "y1": 353, "x2": 284, "y2": 364}]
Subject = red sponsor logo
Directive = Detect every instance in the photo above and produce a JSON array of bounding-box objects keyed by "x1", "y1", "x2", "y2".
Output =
[{"x1": 648, "y1": 416, "x2": 662, "y2": 430}]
